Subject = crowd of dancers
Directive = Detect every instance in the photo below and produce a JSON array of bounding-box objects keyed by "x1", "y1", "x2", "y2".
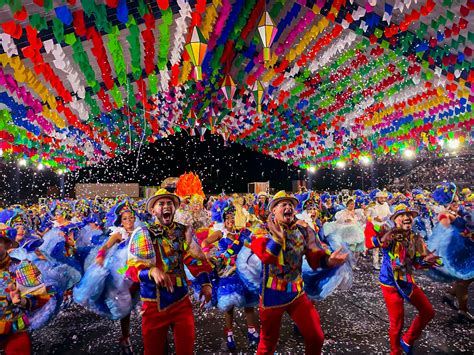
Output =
[{"x1": 0, "y1": 172, "x2": 472, "y2": 355}]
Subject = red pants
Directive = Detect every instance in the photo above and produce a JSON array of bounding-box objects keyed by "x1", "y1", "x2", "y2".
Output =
[
  {"x1": 141, "y1": 297, "x2": 195, "y2": 355},
  {"x1": 381, "y1": 285, "x2": 435, "y2": 355},
  {"x1": 257, "y1": 294, "x2": 324, "y2": 355},
  {"x1": 0, "y1": 331, "x2": 31, "y2": 354}
]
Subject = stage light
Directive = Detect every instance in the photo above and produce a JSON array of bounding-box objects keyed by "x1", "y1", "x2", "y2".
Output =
[
  {"x1": 438, "y1": 139, "x2": 445, "y2": 147},
  {"x1": 447, "y1": 138, "x2": 460, "y2": 150},
  {"x1": 336, "y1": 161, "x2": 346, "y2": 169},
  {"x1": 307, "y1": 166, "x2": 316, "y2": 173},
  {"x1": 18, "y1": 158, "x2": 27, "y2": 167},
  {"x1": 0, "y1": 149, "x2": 3, "y2": 157},
  {"x1": 37, "y1": 163, "x2": 44, "y2": 170},
  {"x1": 57, "y1": 169, "x2": 64, "y2": 175},
  {"x1": 360, "y1": 156, "x2": 371, "y2": 166},
  {"x1": 403, "y1": 149, "x2": 415, "y2": 159}
]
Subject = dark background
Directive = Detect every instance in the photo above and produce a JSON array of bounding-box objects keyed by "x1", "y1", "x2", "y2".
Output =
[{"x1": 0, "y1": 132, "x2": 471, "y2": 205}]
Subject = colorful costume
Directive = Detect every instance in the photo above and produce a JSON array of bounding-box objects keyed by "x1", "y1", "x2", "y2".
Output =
[
  {"x1": 0, "y1": 228, "x2": 51, "y2": 353},
  {"x1": 367, "y1": 203, "x2": 439, "y2": 355},
  {"x1": 324, "y1": 206, "x2": 365, "y2": 252},
  {"x1": 125, "y1": 189, "x2": 211, "y2": 355},
  {"x1": 251, "y1": 191, "x2": 338, "y2": 355},
  {"x1": 74, "y1": 200, "x2": 140, "y2": 320},
  {"x1": 428, "y1": 183, "x2": 473, "y2": 282}
]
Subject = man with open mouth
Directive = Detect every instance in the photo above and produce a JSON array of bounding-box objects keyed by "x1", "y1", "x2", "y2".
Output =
[
  {"x1": 125, "y1": 188, "x2": 212, "y2": 355},
  {"x1": 370, "y1": 203, "x2": 442, "y2": 355},
  {"x1": 250, "y1": 190, "x2": 348, "y2": 355}
]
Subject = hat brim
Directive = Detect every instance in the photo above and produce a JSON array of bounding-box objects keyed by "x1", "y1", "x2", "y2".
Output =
[
  {"x1": 147, "y1": 194, "x2": 180, "y2": 214},
  {"x1": 390, "y1": 210, "x2": 418, "y2": 221},
  {"x1": 268, "y1": 196, "x2": 299, "y2": 211}
]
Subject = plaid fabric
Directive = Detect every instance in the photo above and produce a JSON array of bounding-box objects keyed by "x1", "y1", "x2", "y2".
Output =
[
  {"x1": 15, "y1": 261, "x2": 43, "y2": 288},
  {"x1": 130, "y1": 229, "x2": 156, "y2": 260}
]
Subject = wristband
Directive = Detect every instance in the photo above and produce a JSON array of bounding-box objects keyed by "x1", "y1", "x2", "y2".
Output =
[{"x1": 96, "y1": 249, "x2": 106, "y2": 259}]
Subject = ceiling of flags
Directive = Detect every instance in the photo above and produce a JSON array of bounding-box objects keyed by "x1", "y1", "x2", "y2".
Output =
[{"x1": 0, "y1": 0, "x2": 472, "y2": 172}]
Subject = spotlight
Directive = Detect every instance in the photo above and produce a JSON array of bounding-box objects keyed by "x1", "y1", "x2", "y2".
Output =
[
  {"x1": 0, "y1": 149, "x2": 3, "y2": 157},
  {"x1": 438, "y1": 139, "x2": 445, "y2": 147},
  {"x1": 336, "y1": 161, "x2": 346, "y2": 169},
  {"x1": 307, "y1": 166, "x2": 316, "y2": 173},
  {"x1": 447, "y1": 138, "x2": 460, "y2": 150},
  {"x1": 18, "y1": 158, "x2": 27, "y2": 167},
  {"x1": 403, "y1": 149, "x2": 415, "y2": 159},
  {"x1": 57, "y1": 169, "x2": 64, "y2": 175},
  {"x1": 360, "y1": 156, "x2": 371, "y2": 166},
  {"x1": 37, "y1": 163, "x2": 44, "y2": 170}
]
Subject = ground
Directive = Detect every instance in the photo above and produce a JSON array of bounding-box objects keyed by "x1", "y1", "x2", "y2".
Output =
[{"x1": 31, "y1": 257, "x2": 473, "y2": 354}]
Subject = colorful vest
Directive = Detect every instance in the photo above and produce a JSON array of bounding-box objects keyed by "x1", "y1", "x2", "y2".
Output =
[
  {"x1": 261, "y1": 225, "x2": 307, "y2": 308},
  {"x1": 379, "y1": 230, "x2": 431, "y2": 300},
  {"x1": 137, "y1": 222, "x2": 210, "y2": 311}
]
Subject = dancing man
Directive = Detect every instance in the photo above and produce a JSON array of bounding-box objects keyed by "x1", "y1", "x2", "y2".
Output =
[
  {"x1": 125, "y1": 189, "x2": 212, "y2": 355},
  {"x1": 368, "y1": 203, "x2": 441, "y2": 354},
  {"x1": 251, "y1": 191, "x2": 348, "y2": 354}
]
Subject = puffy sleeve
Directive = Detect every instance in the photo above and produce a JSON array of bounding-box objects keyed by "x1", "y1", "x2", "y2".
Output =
[
  {"x1": 215, "y1": 229, "x2": 251, "y2": 265},
  {"x1": 365, "y1": 220, "x2": 384, "y2": 249},
  {"x1": 124, "y1": 227, "x2": 157, "y2": 283},
  {"x1": 182, "y1": 253, "x2": 212, "y2": 286},
  {"x1": 250, "y1": 224, "x2": 282, "y2": 265}
]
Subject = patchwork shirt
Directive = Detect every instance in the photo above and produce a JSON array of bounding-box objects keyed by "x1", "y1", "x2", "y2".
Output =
[
  {"x1": 126, "y1": 222, "x2": 211, "y2": 311},
  {"x1": 251, "y1": 222, "x2": 330, "y2": 308}
]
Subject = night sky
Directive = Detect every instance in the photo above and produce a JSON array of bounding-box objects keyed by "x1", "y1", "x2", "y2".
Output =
[{"x1": 1, "y1": 131, "x2": 471, "y2": 205}]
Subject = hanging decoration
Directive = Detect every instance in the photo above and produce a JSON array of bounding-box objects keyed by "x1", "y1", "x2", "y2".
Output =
[
  {"x1": 220, "y1": 75, "x2": 236, "y2": 109},
  {"x1": 185, "y1": 26, "x2": 208, "y2": 80},
  {"x1": 0, "y1": 0, "x2": 471, "y2": 171},
  {"x1": 257, "y1": 11, "x2": 278, "y2": 62}
]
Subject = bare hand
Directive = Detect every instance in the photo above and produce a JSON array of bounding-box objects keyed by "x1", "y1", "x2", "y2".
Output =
[
  {"x1": 8, "y1": 283, "x2": 21, "y2": 305},
  {"x1": 96, "y1": 256, "x2": 105, "y2": 267},
  {"x1": 381, "y1": 229, "x2": 400, "y2": 244},
  {"x1": 327, "y1": 247, "x2": 349, "y2": 267},
  {"x1": 150, "y1": 267, "x2": 174, "y2": 292},
  {"x1": 267, "y1": 217, "x2": 285, "y2": 244},
  {"x1": 423, "y1": 250, "x2": 441, "y2": 265},
  {"x1": 199, "y1": 285, "x2": 212, "y2": 309},
  {"x1": 34, "y1": 249, "x2": 47, "y2": 261}
]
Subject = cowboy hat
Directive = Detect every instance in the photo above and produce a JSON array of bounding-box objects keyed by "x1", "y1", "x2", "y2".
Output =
[
  {"x1": 146, "y1": 188, "x2": 180, "y2": 214},
  {"x1": 390, "y1": 203, "x2": 418, "y2": 221},
  {"x1": 268, "y1": 191, "x2": 299, "y2": 211}
]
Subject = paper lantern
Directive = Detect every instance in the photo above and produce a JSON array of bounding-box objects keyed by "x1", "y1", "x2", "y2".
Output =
[
  {"x1": 208, "y1": 107, "x2": 219, "y2": 134},
  {"x1": 252, "y1": 80, "x2": 264, "y2": 113},
  {"x1": 185, "y1": 27, "x2": 207, "y2": 80},
  {"x1": 197, "y1": 126, "x2": 207, "y2": 141},
  {"x1": 220, "y1": 75, "x2": 236, "y2": 109},
  {"x1": 258, "y1": 11, "x2": 278, "y2": 62},
  {"x1": 187, "y1": 110, "x2": 196, "y2": 136}
]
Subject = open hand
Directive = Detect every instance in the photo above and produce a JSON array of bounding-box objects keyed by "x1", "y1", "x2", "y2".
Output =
[
  {"x1": 327, "y1": 247, "x2": 349, "y2": 267},
  {"x1": 7, "y1": 283, "x2": 21, "y2": 305},
  {"x1": 267, "y1": 217, "x2": 285, "y2": 244},
  {"x1": 150, "y1": 267, "x2": 174, "y2": 293},
  {"x1": 424, "y1": 250, "x2": 441, "y2": 265},
  {"x1": 95, "y1": 256, "x2": 105, "y2": 267},
  {"x1": 199, "y1": 285, "x2": 212, "y2": 309}
]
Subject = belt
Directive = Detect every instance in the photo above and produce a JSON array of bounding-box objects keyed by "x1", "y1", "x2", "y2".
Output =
[
  {"x1": 0, "y1": 314, "x2": 29, "y2": 335},
  {"x1": 265, "y1": 276, "x2": 303, "y2": 293}
]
